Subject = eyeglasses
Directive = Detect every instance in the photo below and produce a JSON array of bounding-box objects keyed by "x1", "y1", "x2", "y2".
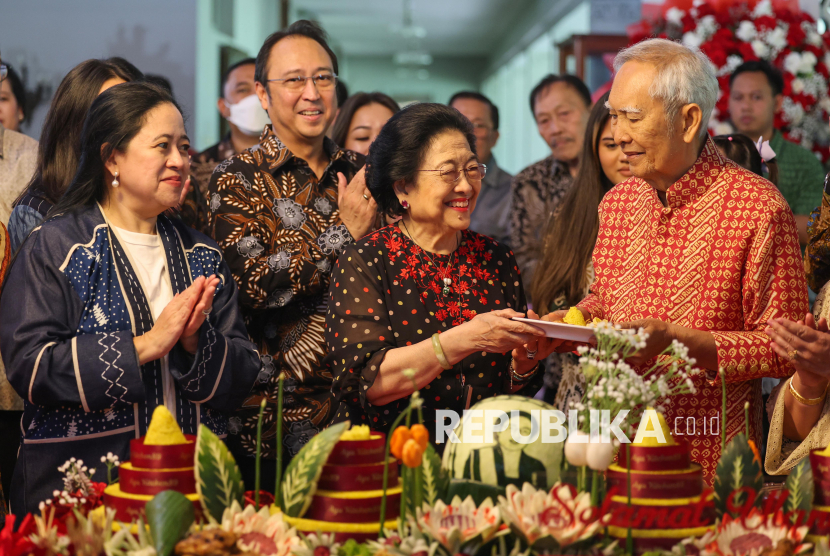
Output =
[
  {"x1": 0, "y1": 65, "x2": 7, "y2": 83},
  {"x1": 420, "y1": 163, "x2": 487, "y2": 184},
  {"x1": 266, "y1": 72, "x2": 337, "y2": 91}
]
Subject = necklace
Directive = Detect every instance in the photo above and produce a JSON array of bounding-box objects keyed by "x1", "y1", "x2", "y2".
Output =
[{"x1": 400, "y1": 220, "x2": 460, "y2": 296}]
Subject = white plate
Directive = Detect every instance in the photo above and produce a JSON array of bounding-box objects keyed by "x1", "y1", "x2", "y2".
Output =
[{"x1": 512, "y1": 317, "x2": 595, "y2": 343}]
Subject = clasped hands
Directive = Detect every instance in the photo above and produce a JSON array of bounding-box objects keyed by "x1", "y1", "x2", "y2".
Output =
[{"x1": 133, "y1": 275, "x2": 220, "y2": 365}]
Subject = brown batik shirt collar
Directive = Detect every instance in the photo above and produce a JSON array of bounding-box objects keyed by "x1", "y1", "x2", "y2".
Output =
[{"x1": 256, "y1": 125, "x2": 350, "y2": 176}]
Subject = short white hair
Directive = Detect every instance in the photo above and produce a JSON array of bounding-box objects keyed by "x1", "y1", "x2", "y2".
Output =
[{"x1": 614, "y1": 38, "x2": 717, "y2": 139}]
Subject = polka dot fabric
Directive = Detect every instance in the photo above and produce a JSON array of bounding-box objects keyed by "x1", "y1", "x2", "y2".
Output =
[{"x1": 324, "y1": 226, "x2": 536, "y2": 434}]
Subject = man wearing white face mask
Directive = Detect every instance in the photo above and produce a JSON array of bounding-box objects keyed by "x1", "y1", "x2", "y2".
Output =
[{"x1": 182, "y1": 58, "x2": 268, "y2": 232}]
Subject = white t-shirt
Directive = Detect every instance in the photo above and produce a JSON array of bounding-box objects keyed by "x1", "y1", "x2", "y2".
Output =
[{"x1": 112, "y1": 225, "x2": 178, "y2": 418}]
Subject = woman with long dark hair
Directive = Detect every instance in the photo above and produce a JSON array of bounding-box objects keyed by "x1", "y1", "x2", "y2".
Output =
[
  {"x1": 8, "y1": 58, "x2": 142, "y2": 250},
  {"x1": 0, "y1": 82, "x2": 259, "y2": 514},
  {"x1": 330, "y1": 92, "x2": 400, "y2": 155},
  {"x1": 529, "y1": 92, "x2": 630, "y2": 409}
]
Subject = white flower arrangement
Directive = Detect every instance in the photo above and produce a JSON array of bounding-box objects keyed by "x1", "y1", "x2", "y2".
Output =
[{"x1": 567, "y1": 324, "x2": 699, "y2": 441}]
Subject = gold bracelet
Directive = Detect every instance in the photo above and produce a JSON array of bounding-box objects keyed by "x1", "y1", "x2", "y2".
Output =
[
  {"x1": 431, "y1": 333, "x2": 452, "y2": 370},
  {"x1": 509, "y1": 359, "x2": 539, "y2": 383},
  {"x1": 788, "y1": 376, "x2": 830, "y2": 406}
]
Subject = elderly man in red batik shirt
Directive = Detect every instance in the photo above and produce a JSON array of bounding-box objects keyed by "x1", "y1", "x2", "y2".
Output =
[{"x1": 542, "y1": 38, "x2": 808, "y2": 483}]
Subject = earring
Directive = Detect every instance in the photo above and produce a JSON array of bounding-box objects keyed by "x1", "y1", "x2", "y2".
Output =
[
  {"x1": 401, "y1": 199, "x2": 409, "y2": 209},
  {"x1": 112, "y1": 171, "x2": 119, "y2": 187}
]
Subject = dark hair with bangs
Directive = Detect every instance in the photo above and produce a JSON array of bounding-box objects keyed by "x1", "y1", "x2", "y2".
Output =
[
  {"x1": 48, "y1": 82, "x2": 181, "y2": 218},
  {"x1": 365, "y1": 102, "x2": 476, "y2": 219},
  {"x1": 255, "y1": 20, "x2": 338, "y2": 92}
]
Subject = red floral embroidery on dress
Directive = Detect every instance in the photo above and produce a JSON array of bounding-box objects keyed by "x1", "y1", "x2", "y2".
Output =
[{"x1": 365, "y1": 227, "x2": 498, "y2": 325}]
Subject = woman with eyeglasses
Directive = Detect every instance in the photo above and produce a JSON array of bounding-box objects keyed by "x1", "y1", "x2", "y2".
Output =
[{"x1": 325, "y1": 103, "x2": 557, "y2": 438}]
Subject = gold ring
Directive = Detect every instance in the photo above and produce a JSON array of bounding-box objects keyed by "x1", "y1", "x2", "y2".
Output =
[{"x1": 789, "y1": 349, "x2": 799, "y2": 361}]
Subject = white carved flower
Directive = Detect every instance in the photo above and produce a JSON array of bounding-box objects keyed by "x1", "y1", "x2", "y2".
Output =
[
  {"x1": 693, "y1": 510, "x2": 810, "y2": 556},
  {"x1": 274, "y1": 198, "x2": 307, "y2": 230},
  {"x1": 316, "y1": 224, "x2": 351, "y2": 255},
  {"x1": 792, "y1": 78, "x2": 805, "y2": 95},
  {"x1": 237, "y1": 236, "x2": 264, "y2": 258},
  {"x1": 416, "y1": 496, "x2": 502, "y2": 555},
  {"x1": 499, "y1": 483, "x2": 607, "y2": 549},
  {"x1": 267, "y1": 250, "x2": 291, "y2": 271},
  {"x1": 735, "y1": 21, "x2": 756, "y2": 42},
  {"x1": 267, "y1": 289, "x2": 294, "y2": 309},
  {"x1": 219, "y1": 500, "x2": 300, "y2": 556}
]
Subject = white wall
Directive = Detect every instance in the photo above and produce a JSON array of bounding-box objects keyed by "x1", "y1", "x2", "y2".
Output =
[
  {"x1": 1, "y1": 0, "x2": 197, "y2": 143},
  {"x1": 481, "y1": 2, "x2": 591, "y2": 175}
]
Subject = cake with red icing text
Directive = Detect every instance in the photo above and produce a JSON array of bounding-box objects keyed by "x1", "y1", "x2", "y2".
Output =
[
  {"x1": 281, "y1": 424, "x2": 402, "y2": 542},
  {"x1": 605, "y1": 412, "x2": 714, "y2": 552},
  {"x1": 103, "y1": 406, "x2": 201, "y2": 521}
]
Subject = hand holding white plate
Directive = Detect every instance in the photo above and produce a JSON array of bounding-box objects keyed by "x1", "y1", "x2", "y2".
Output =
[{"x1": 511, "y1": 317, "x2": 595, "y2": 343}]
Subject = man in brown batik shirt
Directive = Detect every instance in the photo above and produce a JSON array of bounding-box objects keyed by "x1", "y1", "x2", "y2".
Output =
[{"x1": 207, "y1": 21, "x2": 376, "y2": 488}]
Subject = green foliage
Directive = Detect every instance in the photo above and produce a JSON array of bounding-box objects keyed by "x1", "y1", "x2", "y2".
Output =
[
  {"x1": 341, "y1": 538, "x2": 373, "y2": 556},
  {"x1": 194, "y1": 424, "x2": 245, "y2": 521},
  {"x1": 713, "y1": 432, "x2": 763, "y2": 519},
  {"x1": 145, "y1": 490, "x2": 195, "y2": 556},
  {"x1": 281, "y1": 420, "x2": 350, "y2": 518},
  {"x1": 422, "y1": 443, "x2": 449, "y2": 505},
  {"x1": 785, "y1": 458, "x2": 813, "y2": 518}
]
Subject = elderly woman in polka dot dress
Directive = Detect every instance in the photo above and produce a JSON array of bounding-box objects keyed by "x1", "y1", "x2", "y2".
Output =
[{"x1": 325, "y1": 103, "x2": 557, "y2": 438}]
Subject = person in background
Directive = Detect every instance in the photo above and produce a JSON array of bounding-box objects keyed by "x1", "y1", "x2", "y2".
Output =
[
  {"x1": 0, "y1": 52, "x2": 37, "y2": 231},
  {"x1": 207, "y1": 20, "x2": 376, "y2": 489},
  {"x1": 0, "y1": 63, "x2": 26, "y2": 133},
  {"x1": 0, "y1": 82, "x2": 260, "y2": 515},
  {"x1": 0, "y1": 223, "x2": 12, "y2": 514},
  {"x1": 449, "y1": 91, "x2": 512, "y2": 247},
  {"x1": 728, "y1": 60, "x2": 824, "y2": 246},
  {"x1": 713, "y1": 133, "x2": 778, "y2": 185},
  {"x1": 330, "y1": 91, "x2": 399, "y2": 156},
  {"x1": 530, "y1": 92, "x2": 628, "y2": 408},
  {"x1": 0, "y1": 51, "x2": 38, "y2": 502},
  {"x1": 510, "y1": 74, "x2": 591, "y2": 287},
  {"x1": 8, "y1": 57, "x2": 143, "y2": 251},
  {"x1": 326, "y1": 103, "x2": 552, "y2": 437},
  {"x1": 181, "y1": 58, "x2": 266, "y2": 233}
]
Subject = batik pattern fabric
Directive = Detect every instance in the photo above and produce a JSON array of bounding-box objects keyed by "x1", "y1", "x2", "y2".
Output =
[
  {"x1": 509, "y1": 155, "x2": 572, "y2": 286},
  {"x1": 0, "y1": 205, "x2": 260, "y2": 514},
  {"x1": 180, "y1": 134, "x2": 237, "y2": 233},
  {"x1": 207, "y1": 126, "x2": 363, "y2": 460},
  {"x1": 576, "y1": 137, "x2": 808, "y2": 484},
  {"x1": 806, "y1": 186, "x2": 830, "y2": 293},
  {"x1": 325, "y1": 226, "x2": 541, "y2": 436}
]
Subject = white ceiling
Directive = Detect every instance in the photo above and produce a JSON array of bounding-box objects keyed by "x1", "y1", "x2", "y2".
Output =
[{"x1": 295, "y1": 0, "x2": 530, "y2": 58}]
